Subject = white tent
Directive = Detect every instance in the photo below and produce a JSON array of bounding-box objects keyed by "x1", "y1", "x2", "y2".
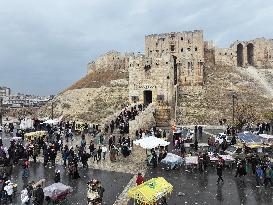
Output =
[
  {"x1": 161, "y1": 153, "x2": 183, "y2": 169},
  {"x1": 43, "y1": 116, "x2": 63, "y2": 125},
  {"x1": 133, "y1": 136, "x2": 170, "y2": 149},
  {"x1": 19, "y1": 118, "x2": 34, "y2": 130}
]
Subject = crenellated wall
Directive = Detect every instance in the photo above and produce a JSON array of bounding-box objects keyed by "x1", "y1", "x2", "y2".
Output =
[
  {"x1": 87, "y1": 50, "x2": 134, "y2": 74},
  {"x1": 144, "y1": 30, "x2": 204, "y2": 86}
]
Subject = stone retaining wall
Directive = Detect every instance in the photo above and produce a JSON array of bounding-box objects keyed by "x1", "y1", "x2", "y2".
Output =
[{"x1": 129, "y1": 104, "x2": 156, "y2": 137}]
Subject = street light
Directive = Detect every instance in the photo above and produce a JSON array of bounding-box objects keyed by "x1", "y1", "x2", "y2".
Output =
[
  {"x1": 51, "y1": 101, "x2": 54, "y2": 120},
  {"x1": 229, "y1": 91, "x2": 238, "y2": 125},
  {"x1": 0, "y1": 98, "x2": 3, "y2": 126}
]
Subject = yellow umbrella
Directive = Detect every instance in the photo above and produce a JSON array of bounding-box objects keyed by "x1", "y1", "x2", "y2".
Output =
[{"x1": 128, "y1": 177, "x2": 173, "y2": 205}]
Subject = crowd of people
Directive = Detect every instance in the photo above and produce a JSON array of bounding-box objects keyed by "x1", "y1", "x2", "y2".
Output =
[{"x1": 0, "y1": 104, "x2": 146, "y2": 204}]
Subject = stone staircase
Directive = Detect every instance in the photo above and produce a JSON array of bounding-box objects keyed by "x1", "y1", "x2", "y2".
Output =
[{"x1": 155, "y1": 106, "x2": 172, "y2": 127}]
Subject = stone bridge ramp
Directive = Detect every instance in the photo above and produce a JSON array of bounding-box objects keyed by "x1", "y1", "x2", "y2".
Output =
[{"x1": 236, "y1": 66, "x2": 273, "y2": 98}]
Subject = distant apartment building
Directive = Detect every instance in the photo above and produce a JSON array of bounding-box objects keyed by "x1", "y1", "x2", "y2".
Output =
[
  {"x1": 0, "y1": 86, "x2": 11, "y2": 97},
  {"x1": 2, "y1": 94, "x2": 52, "y2": 108},
  {"x1": 0, "y1": 86, "x2": 52, "y2": 108}
]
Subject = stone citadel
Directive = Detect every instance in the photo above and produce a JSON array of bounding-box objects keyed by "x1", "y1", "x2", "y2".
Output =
[{"x1": 85, "y1": 30, "x2": 273, "y2": 126}]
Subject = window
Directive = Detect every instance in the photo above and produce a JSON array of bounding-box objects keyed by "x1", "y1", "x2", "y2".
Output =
[
  {"x1": 181, "y1": 48, "x2": 183, "y2": 52},
  {"x1": 144, "y1": 65, "x2": 151, "y2": 70},
  {"x1": 195, "y1": 47, "x2": 198, "y2": 51},
  {"x1": 150, "y1": 50, "x2": 152, "y2": 53},
  {"x1": 171, "y1": 45, "x2": 175, "y2": 51},
  {"x1": 166, "y1": 62, "x2": 168, "y2": 64},
  {"x1": 157, "y1": 95, "x2": 164, "y2": 101},
  {"x1": 156, "y1": 50, "x2": 159, "y2": 52},
  {"x1": 188, "y1": 40, "x2": 190, "y2": 43},
  {"x1": 131, "y1": 96, "x2": 139, "y2": 102},
  {"x1": 181, "y1": 37, "x2": 183, "y2": 41},
  {"x1": 225, "y1": 53, "x2": 227, "y2": 55},
  {"x1": 156, "y1": 43, "x2": 158, "y2": 46},
  {"x1": 162, "y1": 38, "x2": 165, "y2": 41},
  {"x1": 187, "y1": 47, "x2": 191, "y2": 51}
]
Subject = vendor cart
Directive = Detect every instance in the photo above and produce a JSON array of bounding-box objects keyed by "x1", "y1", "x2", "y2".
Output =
[
  {"x1": 87, "y1": 179, "x2": 103, "y2": 205},
  {"x1": 24, "y1": 130, "x2": 47, "y2": 142},
  {"x1": 161, "y1": 153, "x2": 184, "y2": 170},
  {"x1": 128, "y1": 177, "x2": 173, "y2": 205},
  {"x1": 44, "y1": 183, "x2": 73, "y2": 204}
]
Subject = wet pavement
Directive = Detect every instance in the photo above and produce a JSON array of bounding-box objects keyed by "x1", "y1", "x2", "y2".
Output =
[
  {"x1": 9, "y1": 162, "x2": 132, "y2": 204},
  {"x1": 129, "y1": 166, "x2": 273, "y2": 205}
]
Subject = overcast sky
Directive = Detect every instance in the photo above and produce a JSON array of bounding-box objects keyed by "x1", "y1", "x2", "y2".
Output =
[{"x1": 0, "y1": 0, "x2": 273, "y2": 96}]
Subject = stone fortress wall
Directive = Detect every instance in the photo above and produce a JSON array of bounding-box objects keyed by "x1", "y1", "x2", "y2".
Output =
[
  {"x1": 128, "y1": 54, "x2": 175, "y2": 106},
  {"x1": 144, "y1": 30, "x2": 204, "y2": 86},
  {"x1": 84, "y1": 31, "x2": 273, "y2": 126},
  {"x1": 214, "y1": 38, "x2": 273, "y2": 68},
  {"x1": 87, "y1": 50, "x2": 135, "y2": 74}
]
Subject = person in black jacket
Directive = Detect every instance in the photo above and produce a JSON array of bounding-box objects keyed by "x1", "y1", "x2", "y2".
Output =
[
  {"x1": 33, "y1": 185, "x2": 44, "y2": 205},
  {"x1": 54, "y1": 170, "x2": 61, "y2": 183},
  {"x1": 216, "y1": 162, "x2": 224, "y2": 184}
]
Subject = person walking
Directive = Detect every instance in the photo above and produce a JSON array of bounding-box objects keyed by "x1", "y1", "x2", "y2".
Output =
[
  {"x1": 33, "y1": 185, "x2": 44, "y2": 205},
  {"x1": 216, "y1": 162, "x2": 224, "y2": 184},
  {"x1": 4, "y1": 181, "x2": 13, "y2": 204},
  {"x1": 102, "y1": 145, "x2": 107, "y2": 160},
  {"x1": 264, "y1": 165, "x2": 273, "y2": 187},
  {"x1": 136, "y1": 173, "x2": 144, "y2": 185},
  {"x1": 54, "y1": 170, "x2": 61, "y2": 183},
  {"x1": 256, "y1": 165, "x2": 264, "y2": 187},
  {"x1": 93, "y1": 148, "x2": 98, "y2": 162},
  {"x1": 97, "y1": 146, "x2": 102, "y2": 162},
  {"x1": 21, "y1": 188, "x2": 30, "y2": 205}
]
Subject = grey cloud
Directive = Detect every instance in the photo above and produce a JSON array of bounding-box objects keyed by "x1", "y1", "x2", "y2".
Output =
[{"x1": 0, "y1": 0, "x2": 272, "y2": 95}]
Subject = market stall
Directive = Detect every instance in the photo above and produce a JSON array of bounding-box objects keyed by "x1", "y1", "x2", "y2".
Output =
[
  {"x1": 128, "y1": 177, "x2": 173, "y2": 205},
  {"x1": 24, "y1": 131, "x2": 47, "y2": 141},
  {"x1": 87, "y1": 179, "x2": 104, "y2": 205},
  {"x1": 184, "y1": 156, "x2": 199, "y2": 170},
  {"x1": 210, "y1": 154, "x2": 235, "y2": 167},
  {"x1": 133, "y1": 136, "x2": 170, "y2": 149},
  {"x1": 44, "y1": 183, "x2": 73, "y2": 204},
  {"x1": 161, "y1": 153, "x2": 184, "y2": 169},
  {"x1": 19, "y1": 118, "x2": 34, "y2": 130}
]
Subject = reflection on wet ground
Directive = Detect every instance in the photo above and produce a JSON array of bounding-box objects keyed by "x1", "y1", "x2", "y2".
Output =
[
  {"x1": 129, "y1": 166, "x2": 273, "y2": 205},
  {"x1": 8, "y1": 163, "x2": 132, "y2": 204}
]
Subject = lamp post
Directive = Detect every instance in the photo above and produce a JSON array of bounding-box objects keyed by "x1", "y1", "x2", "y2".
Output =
[
  {"x1": 0, "y1": 98, "x2": 3, "y2": 126},
  {"x1": 229, "y1": 91, "x2": 237, "y2": 125},
  {"x1": 51, "y1": 101, "x2": 54, "y2": 120}
]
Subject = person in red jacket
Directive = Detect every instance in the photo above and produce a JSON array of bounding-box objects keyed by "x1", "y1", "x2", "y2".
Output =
[{"x1": 136, "y1": 173, "x2": 144, "y2": 185}]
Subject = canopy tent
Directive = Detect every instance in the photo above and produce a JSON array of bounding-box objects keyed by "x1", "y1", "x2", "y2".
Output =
[
  {"x1": 185, "y1": 156, "x2": 198, "y2": 165},
  {"x1": 128, "y1": 177, "x2": 173, "y2": 205},
  {"x1": 42, "y1": 116, "x2": 63, "y2": 125},
  {"x1": 237, "y1": 132, "x2": 263, "y2": 144},
  {"x1": 259, "y1": 134, "x2": 273, "y2": 144},
  {"x1": 24, "y1": 131, "x2": 47, "y2": 141},
  {"x1": 19, "y1": 119, "x2": 34, "y2": 130},
  {"x1": 133, "y1": 136, "x2": 170, "y2": 149},
  {"x1": 44, "y1": 183, "x2": 73, "y2": 201},
  {"x1": 209, "y1": 154, "x2": 235, "y2": 162},
  {"x1": 161, "y1": 153, "x2": 183, "y2": 169}
]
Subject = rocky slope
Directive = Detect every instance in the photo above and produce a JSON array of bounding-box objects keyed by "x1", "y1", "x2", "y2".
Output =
[
  {"x1": 38, "y1": 51, "x2": 130, "y2": 124},
  {"x1": 177, "y1": 65, "x2": 273, "y2": 125}
]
